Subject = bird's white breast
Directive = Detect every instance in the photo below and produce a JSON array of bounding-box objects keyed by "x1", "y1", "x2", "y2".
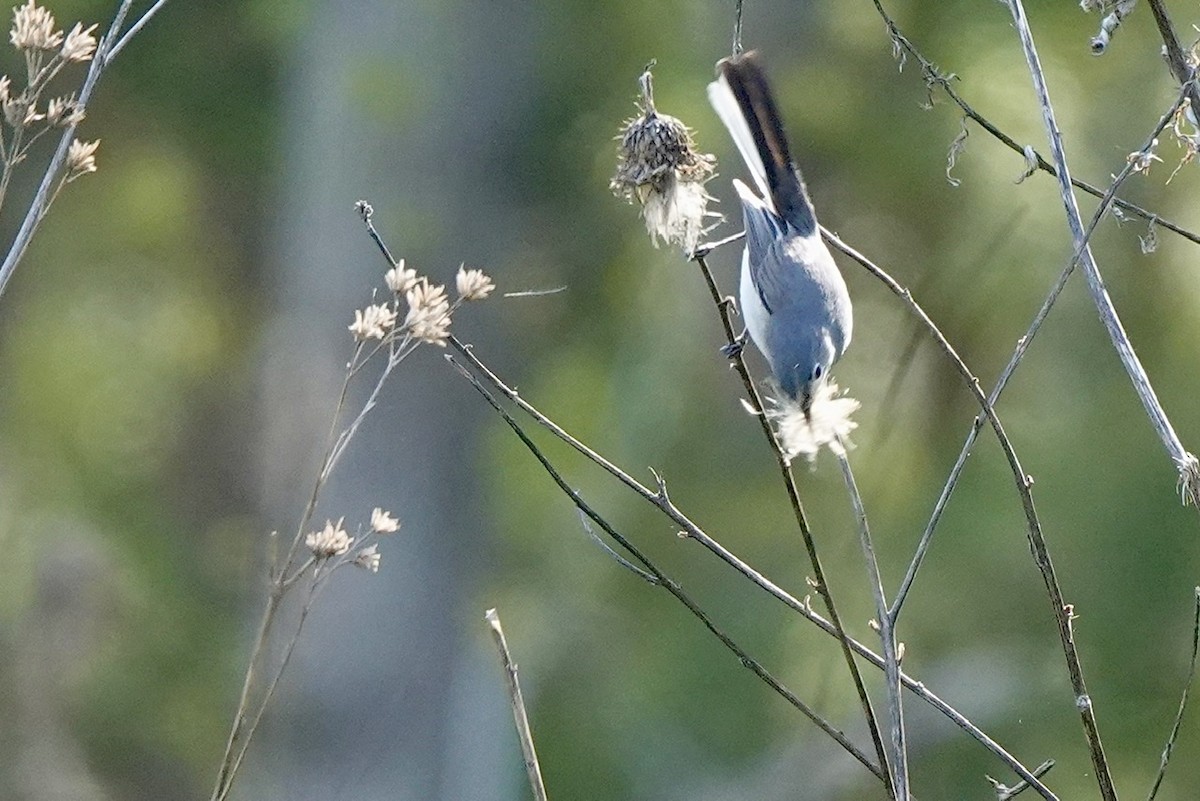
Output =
[{"x1": 740, "y1": 247, "x2": 773, "y2": 365}]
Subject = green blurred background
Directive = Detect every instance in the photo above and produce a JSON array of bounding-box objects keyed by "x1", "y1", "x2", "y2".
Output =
[{"x1": 0, "y1": 0, "x2": 1198, "y2": 799}]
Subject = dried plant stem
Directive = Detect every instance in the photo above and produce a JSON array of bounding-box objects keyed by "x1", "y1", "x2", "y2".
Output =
[
  {"x1": 821, "y1": 222, "x2": 1095, "y2": 799},
  {"x1": 1005, "y1": 3, "x2": 1123, "y2": 797},
  {"x1": 989, "y1": 759, "x2": 1056, "y2": 801},
  {"x1": 691, "y1": 255, "x2": 891, "y2": 790},
  {"x1": 212, "y1": 326, "x2": 422, "y2": 799},
  {"x1": 210, "y1": 585, "x2": 281, "y2": 801},
  {"x1": 456, "y1": 358, "x2": 885, "y2": 779},
  {"x1": 486, "y1": 609, "x2": 550, "y2": 801},
  {"x1": 0, "y1": 0, "x2": 154, "y2": 300},
  {"x1": 836, "y1": 452, "x2": 908, "y2": 800},
  {"x1": 108, "y1": 0, "x2": 171, "y2": 60},
  {"x1": 213, "y1": 248, "x2": 428, "y2": 798},
  {"x1": 731, "y1": 0, "x2": 744, "y2": 57},
  {"x1": 893, "y1": 85, "x2": 1196, "y2": 618},
  {"x1": 448, "y1": 342, "x2": 1057, "y2": 799},
  {"x1": 871, "y1": 0, "x2": 1200, "y2": 248},
  {"x1": 215, "y1": 577, "x2": 324, "y2": 801},
  {"x1": 1145, "y1": 0, "x2": 1200, "y2": 121},
  {"x1": 1146, "y1": 587, "x2": 1200, "y2": 801}
]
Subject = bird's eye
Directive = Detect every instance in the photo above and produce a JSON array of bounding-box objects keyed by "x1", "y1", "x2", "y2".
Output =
[{"x1": 812, "y1": 363, "x2": 823, "y2": 380}]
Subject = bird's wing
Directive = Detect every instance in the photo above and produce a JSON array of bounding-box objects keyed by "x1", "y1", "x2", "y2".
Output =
[{"x1": 735, "y1": 180, "x2": 789, "y2": 317}]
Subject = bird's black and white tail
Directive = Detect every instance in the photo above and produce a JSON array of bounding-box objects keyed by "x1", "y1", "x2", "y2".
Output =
[{"x1": 706, "y1": 53, "x2": 817, "y2": 236}]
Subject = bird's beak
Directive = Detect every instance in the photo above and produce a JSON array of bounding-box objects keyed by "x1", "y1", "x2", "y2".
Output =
[{"x1": 800, "y1": 390, "x2": 814, "y2": 423}]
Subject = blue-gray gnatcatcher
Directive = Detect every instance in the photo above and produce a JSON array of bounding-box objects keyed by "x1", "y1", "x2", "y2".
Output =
[{"x1": 707, "y1": 53, "x2": 852, "y2": 416}]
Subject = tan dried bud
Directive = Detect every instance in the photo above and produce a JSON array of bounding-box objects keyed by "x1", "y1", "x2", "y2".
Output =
[
  {"x1": 455, "y1": 266, "x2": 495, "y2": 301},
  {"x1": 354, "y1": 544, "x2": 381, "y2": 573},
  {"x1": 305, "y1": 518, "x2": 353, "y2": 558},
  {"x1": 384, "y1": 259, "x2": 418, "y2": 295},
  {"x1": 3, "y1": 95, "x2": 42, "y2": 127},
  {"x1": 610, "y1": 67, "x2": 716, "y2": 254},
  {"x1": 46, "y1": 95, "x2": 84, "y2": 126},
  {"x1": 60, "y1": 22, "x2": 97, "y2": 63},
  {"x1": 65, "y1": 137, "x2": 99, "y2": 178},
  {"x1": 370, "y1": 507, "x2": 401, "y2": 534},
  {"x1": 348, "y1": 303, "x2": 398, "y2": 341},
  {"x1": 10, "y1": 0, "x2": 61, "y2": 51},
  {"x1": 403, "y1": 279, "x2": 452, "y2": 346}
]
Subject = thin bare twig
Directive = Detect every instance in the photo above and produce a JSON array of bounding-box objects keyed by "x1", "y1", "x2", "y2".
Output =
[
  {"x1": 1146, "y1": 587, "x2": 1200, "y2": 801},
  {"x1": 486, "y1": 609, "x2": 549, "y2": 801},
  {"x1": 871, "y1": 0, "x2": 1200, "y2": 248},
  {"x1": 210, "y1": 586, "x2": 281, "y2": 801},
  {"x1": 0, "y1": 0, "x2": 139, "y2": 300},
  {"x1": 892, "y1": 84, "x2": 1196, "y2": 618},
  {"x1": 1005, "y1": 3, "x2": 1122, "y2": 796},
  {"x1": 448, "y1": 341, "x2": 1057, "y2": 799},
  {"x1": 691, "y1": 255, "x2": 891, "y2": 787},
  {"x1": 577, "y1": 510, "x2": 659, "y2": 584},
  {"x1": 451, "y1": 354, "x2": 885, "y2": 781},
  {"x1": 1145, "y1": 0, "x2": 1200, "y2": 121},
  {"x1": 108, "y1": 0, "x2": 172, "y2": 61},
  {"x1": 1088, "y1": 0, "x2": 1138, "y2": 55},
  {"x1": 817, "y1": 225, "x2": 1094, "y2": 801},
  {"x1": 989, "y1": 759, "x2": 1056, "y2": 801},
  {"x1": 837, "y1": 452, "x2": 908, "y2": 799}
]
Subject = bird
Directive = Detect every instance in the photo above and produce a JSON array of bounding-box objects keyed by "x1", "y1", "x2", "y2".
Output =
[{"x1": 707, "y1": 52, "x2": 852, "y2": 417}]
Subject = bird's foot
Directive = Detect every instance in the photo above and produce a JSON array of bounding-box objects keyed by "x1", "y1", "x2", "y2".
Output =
[{"x1": 721, "y1": 329, "x2": 749, "y2": 359}]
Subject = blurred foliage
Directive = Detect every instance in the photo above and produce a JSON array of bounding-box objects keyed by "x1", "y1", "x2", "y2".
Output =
[
  {"x1": 0, "y1": 0, "x2": 284, "y2": 794},
  {"x1": 1, "y1": 0, "x2": 1199, "y2": 799}
]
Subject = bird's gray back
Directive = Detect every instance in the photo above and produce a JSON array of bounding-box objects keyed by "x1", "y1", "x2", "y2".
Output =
[{"x1": 755, "y1": 231, "x2": 852, "y2": 360}]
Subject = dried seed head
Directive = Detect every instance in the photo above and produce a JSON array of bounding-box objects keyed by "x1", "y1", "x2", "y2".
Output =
[
  {"x1": 4, "y1": 94, "x2": 42, "y2": 127},
  {"x1": 46, "y1": 94, "x2": 84, "y2": 126},
  {"x1": 306, "y1": 518, "x2": 353, "y2": 558},
  {"x1": 370, "y1": 507, "x2": 401, "y2": 534},
  {"x1": 354, "y1": 544, "x2": 381, "y2": 573},
  {"x1": 65, "y1": 137, "x2": 99, "y2": 178},
  {"x1": 403, "y1": 279, "x2": 452, "y2": 346},
  {"x1": 611, "y1": 65, "x2": 716, "y2": 254},
  {"x1": 385, "y1": 258, "x2": 418, "y2": 295},
  {"x1": 10, "y1": 0, "x2": 60, "y2": 51},
  {"x1": 348, "y1": 302, "x2": 398, "y2": 341},
  {"x1": 455, "y1": 266, "x2": 495, "y2": 301},
  {"x1": 60, "y1": 21, "x2": 97, "y2": 62}
]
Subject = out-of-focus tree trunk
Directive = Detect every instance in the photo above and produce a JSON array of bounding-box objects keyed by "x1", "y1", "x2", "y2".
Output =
[{"x1": 254, "y1": 2, "x2": 535, "y2": 798}]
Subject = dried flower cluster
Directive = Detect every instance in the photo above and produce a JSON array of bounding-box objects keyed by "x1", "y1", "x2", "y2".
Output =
[
  {"x1": 370, "y1": 506, "x2": 401, "y2": 533},
  {"x1": 65, "y1": 135, "x2": 98, "y2": 179},
  {"x1": 456, "y1": 267, "x2": 495, "y2": 302},
  {"x1": 611, "y1": 66, "x2": 717, "y2": 255},
  {"x1": 10, "y1": 1, "x2": 96, "y2": 59},
  {"x1": 0, "y1": 1, "x2": 100, "y2": 208},
  {"x1": 348, "y1": 303, "x2": 397, "y2": 341},
  {"x1": 304, "y1": 507, "x2": 404, "y2": 573},
  {"x1": 402, "y1": 279, "x2": 452, "y2": 345},
  {"x1": 348, "y1": 258, "x2": 495, "y2": 347},
  {"x1": 305, "y1": 518, "x2": 353, "y2": 558}
]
